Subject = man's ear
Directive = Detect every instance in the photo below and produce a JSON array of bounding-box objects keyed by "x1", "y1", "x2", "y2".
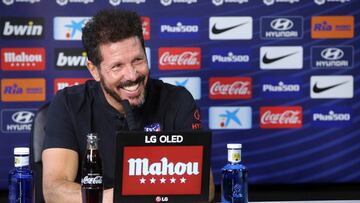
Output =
[{"x1": 87, "y1": 60, "x2": 100, "y2": 81}]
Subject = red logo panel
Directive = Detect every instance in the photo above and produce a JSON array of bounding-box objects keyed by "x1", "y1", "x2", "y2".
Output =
[
  {"x1": 54, "y1": 78, "x2": 91, "y2": 94},
  {"x1": 260, "y1": 106, "x2": 302, "y2": 129},
  {"x1": 1, "y1": 48, "x2": 45, "y2": 71},
  {"x1": 141, "y1": 16, "x2": 150, "y2": 41},
  {"x1": 158, "y1": 47, "x2": 201, "y2": 70},
  {"x1": 209, "y1": 77, "x2": 252, "y2": 99},
  {"x1": 122, "y1": 146, "x2": 203, "y2": 195}
]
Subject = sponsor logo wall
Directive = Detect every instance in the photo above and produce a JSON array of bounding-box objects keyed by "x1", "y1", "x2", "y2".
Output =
[{"x1": 0, "y1": 0, "x2": 358, "y2": 188}]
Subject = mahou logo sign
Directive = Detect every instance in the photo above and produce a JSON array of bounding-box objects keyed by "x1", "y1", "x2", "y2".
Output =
[
  {"x1": 122, "y1": 146, "x2": 203, "y2": 195},
  {"x1": 260, "y1": 106, "x2": 302, "y2": 128},
  {"x1": 1, "y1": 48, "x2": 45, "y2": 71},
  {"x1": 54, "y1": 78, "x2": 90, "y2": 94},
  {"x1": 158, "y1": 47, "x2": 201, "y2": 70},
  {"x1": 141, "y1": 16, "x2": 150, "y2": 41},
  {"x1": 209, "y1": 77, "x2": 252, "y2": 99}
]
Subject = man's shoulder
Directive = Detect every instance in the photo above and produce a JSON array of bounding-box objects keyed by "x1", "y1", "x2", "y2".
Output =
[{"x1": 52, "y1": 80, "x2": 98, "y2": 110}]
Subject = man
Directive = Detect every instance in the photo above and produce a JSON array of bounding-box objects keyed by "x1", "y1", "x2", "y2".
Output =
[{"x1": 42, "y1": 9, "x2": 214, "y2": 202}]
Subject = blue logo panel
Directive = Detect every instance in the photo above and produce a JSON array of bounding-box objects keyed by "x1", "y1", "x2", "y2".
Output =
[
  {"x1": 261, "y1": 16, "x2": 303, "y2": 39},
  {"x1": 158, "y1": 18, "x2": 200, "y2": 39},
  {"x1": 210, "y1": 48, "x2": 251, "y2": 69},
  {"x1": 311, "y1": 46, "x2": 353, "y2": 69},
  {"x1": 311, "y1": 106, "x2": 352, "y2": 127},
  {"x1": 260, "y1": 77, "x2": 303, "y2": 98}
]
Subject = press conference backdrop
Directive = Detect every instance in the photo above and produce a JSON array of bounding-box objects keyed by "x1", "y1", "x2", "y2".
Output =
[{"x1": 0, "y1": 0, "x2": 359, "y2": 189}]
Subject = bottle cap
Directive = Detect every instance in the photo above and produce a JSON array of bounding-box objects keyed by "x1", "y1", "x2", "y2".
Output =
[
  {"x1": 227, "y1": 143, "x2": 242, "y2": 149},
  {"x1": 14, "y1": 147, "x2": 29, "y2": 155}
]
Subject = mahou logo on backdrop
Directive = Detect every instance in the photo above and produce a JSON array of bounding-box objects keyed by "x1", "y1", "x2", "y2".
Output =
[
  {"x1": 1, "y1": 48, "x2": 45, "y2": 71},
  {"x1": 158, "y1": 47, "x2": 201, "y2": 70},
  {"x1": 209, "y1": 77, "x2": 252, "y2": 99},
  {"x1": 122, "y1": 146, "x2": 203, "y2": 195},
  {"x1": 260, "y1": 106, "x2": 302, "y2": 128},
  {"x1": 54, "y1": 78, "x2": 90, "y2": 94}
]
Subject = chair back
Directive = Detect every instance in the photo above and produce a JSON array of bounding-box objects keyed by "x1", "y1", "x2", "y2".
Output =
[{"x1": 30, "y1": 102, "x2": 49, "y2": 203}]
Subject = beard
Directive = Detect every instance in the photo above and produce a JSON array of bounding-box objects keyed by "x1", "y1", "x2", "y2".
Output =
[{"x1": 99, "y1": 74, "x2": 147, "y2": 109}]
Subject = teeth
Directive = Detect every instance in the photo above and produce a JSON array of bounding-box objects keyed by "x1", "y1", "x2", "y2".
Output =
[{"x1": 122, "y1": 83, "x2": 139, "y2": 92}]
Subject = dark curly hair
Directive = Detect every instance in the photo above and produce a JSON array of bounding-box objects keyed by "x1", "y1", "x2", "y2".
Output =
[{"x1": 82, "y1": 9, "x2": 145, "y2": 67}]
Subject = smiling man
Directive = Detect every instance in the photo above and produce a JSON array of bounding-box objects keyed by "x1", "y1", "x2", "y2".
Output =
[{"x1": 41, "y1": 9, "x2": 211, "y2": 203}]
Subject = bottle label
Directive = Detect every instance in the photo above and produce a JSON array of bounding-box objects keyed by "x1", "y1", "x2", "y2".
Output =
[
  {"x1": 228, "y1": 149, "x2": 241, "y2": 163},
  {"x1": 81, "y1": 174, "x2": 103, "y2": 185},
  {"x1": 14, "y1": 155, "x2": 29, "y2": 167}
]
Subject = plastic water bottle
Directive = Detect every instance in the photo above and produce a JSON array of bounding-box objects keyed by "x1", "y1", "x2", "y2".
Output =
[
  {"x1": 221, "y1": 144, "x2": 248, "y2": 203},
  {"x1": 8, "y1": 147, "x2": 33, "y2": 203}
]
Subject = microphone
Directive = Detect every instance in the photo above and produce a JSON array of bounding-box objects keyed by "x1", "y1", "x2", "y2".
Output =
[{"x1": 121, "y1": 100, "x2": 136, "y2": 131}]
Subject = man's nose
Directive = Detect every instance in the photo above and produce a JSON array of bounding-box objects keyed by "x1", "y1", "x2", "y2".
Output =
[{"x1": 123, "y1": 64, "x2": 138, "y2": 81}]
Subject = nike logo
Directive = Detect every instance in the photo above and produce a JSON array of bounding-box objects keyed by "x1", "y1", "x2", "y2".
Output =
[
  {"x1": 211, "y1": 22, "x2": 248, "y2": 34},
  {"x1": 262, "y1": 52, "x2": 298, "y2": 64},
  {"x1": 313, "y1": 81, "x2": 348, "y2": 93}
]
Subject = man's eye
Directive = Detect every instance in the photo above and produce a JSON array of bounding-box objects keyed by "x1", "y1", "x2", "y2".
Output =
[{"x1": 134, "y1": 58, "x2": 145, "y2": 64}]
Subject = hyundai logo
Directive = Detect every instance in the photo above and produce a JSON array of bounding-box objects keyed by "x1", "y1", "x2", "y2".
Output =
[
  {"x1": 270, "y1": 18, "x2": 294, "y2": 31},
  {"x1": 321, "y1": 48, "x2": 344, "y2": 60},
  {"x1": 11, "y1": 111, "x2": 34, "y2": 124}
]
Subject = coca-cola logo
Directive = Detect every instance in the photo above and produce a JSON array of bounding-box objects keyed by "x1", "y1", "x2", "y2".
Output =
[
  {"x1": 158, "y1": 47, "x2": 201, "y2": 70},
  {"x1": 209, "y1": 77, "x2": 252, "y2": 99},
  {"x1": 260, "y1": 106, "x2": 302, "y2": 128},
  {"x1": 81, "y1": 175, "x2": 103, "y2": 185},
  {"x1": 141, "y1": 16, "x2": 150, "y2": 41}
]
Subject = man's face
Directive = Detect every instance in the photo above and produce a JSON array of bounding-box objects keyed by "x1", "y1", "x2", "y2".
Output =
[{"x1": 95, "y1": 36, "x2": 149, "y2": 109}]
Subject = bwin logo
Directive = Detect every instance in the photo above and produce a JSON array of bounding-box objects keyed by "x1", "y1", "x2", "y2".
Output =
[
  {"x1": 321, "y1": 48, "x2": 344, "y2": 60},
  {"x1": 12, "y1": 111, "x2": 34, "y2": 124},
  {"x1": 56, "y1": 52, "x2": 87, "y2": 67},
  {"x1": 3, "y1": 21, "x2": 43, "y2": 36},
  {"x1": 271, "y1": 18, "x2": 293, "y2": 31}
]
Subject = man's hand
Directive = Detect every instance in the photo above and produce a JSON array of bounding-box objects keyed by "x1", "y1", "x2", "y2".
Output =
[{"x1": 103, "y1": 188, "x2": 114, "y2": 203}]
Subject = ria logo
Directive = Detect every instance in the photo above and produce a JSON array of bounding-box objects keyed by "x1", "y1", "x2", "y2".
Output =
[
  {"x1": 321, "y1": 48, "x2": 343, "y2": 60},
  {"x1": 270, "y1": 18, "x2": 293, "y2": 31}
]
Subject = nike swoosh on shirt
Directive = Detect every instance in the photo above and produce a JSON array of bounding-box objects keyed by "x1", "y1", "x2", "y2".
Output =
[
  {"x1": 312, "y1": 81, "x2": 348, "y2": 93},
  {"x1": 262, "y1": 52, "x2": 298, "y2": 64},
  {"x1": 211, "y1": 22, "x2": 248, "y2": 34}
]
